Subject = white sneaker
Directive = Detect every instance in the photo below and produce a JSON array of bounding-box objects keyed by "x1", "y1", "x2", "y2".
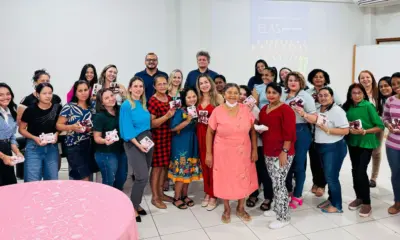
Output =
[
  {"x1": 263, "y1": 210, "x2": 276, "y2": 217},
  {"x1": 269, "y1": 220, "x2": 290, "y2": 229}
]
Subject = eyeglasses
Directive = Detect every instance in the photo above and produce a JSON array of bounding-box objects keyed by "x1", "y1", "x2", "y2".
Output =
[{"x1": 146, "y1": 59, "x2": 158, "y2": 62}]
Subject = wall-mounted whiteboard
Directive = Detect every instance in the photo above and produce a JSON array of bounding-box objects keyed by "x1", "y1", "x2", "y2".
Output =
[{"x1": 355, "y1": 44, "x2": 400, "y2": 82}]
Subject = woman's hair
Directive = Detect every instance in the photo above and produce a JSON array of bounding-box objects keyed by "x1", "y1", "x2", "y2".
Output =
[
  {"x1": 98, "y1": 64, "x2": 117, "y2": 85},
  {"x1": 264, "y1": 67, "x2": 278, "y2": 83},
  {"x1": 239, "y1": 85, "x2": 251, "y2": 98},
  {"x1": 95, "y1": 88, "x2": 118, "y2": 113},
  {"x1": 127, "y1": 76, "x2": 147, "y2": 109},
  {"x1": 223, "y1": 83, "x2": 240, "y2": 94},
  {"x1": 318, "y1": 87, "x2": 335, "y2": 111},
  {"x1": 32, "y1": 69, "x2": 50, "y2": 83},
  {"x1": 279, "y1": 67, "x2": 291, "y2": 87},
  {"x1": 284, "y1": 71, "x2": 307, "y2": 92},
  {"x1": 35, "y1": 82, "x2": 53, "y2": 94},
  {"x1": 167, "y1": 69, "x2": 183, "y2": 93},
  {"x1": 266, "y1": 82, "x2": 282, "y2": 95},
  {"x1": 153, "y1": 74, "x2": 168, "y2": 87},
  {"x1": 79, "y1": 64, "x2": 98, "y2": 88},
  {"x1": 377, "y1": 76, "x2": 394, "y2": 115},
  {"x1": 342, "y1": 83, "x2": 369, "y2": 112},
  {"x1": 392, "y1": 72, "x2": 400, "y2": 80},
  {"x1": 0, "y1": 83, "x2": 17, "y2": 120},
  {"x1": 358, "y1": 70, "x2": 378, "y2": 107},
  {"x1": 214, "y1": 75, "x2": 226, "y2": 83},
  {"x1": 308, "y1": 69, "x2": 330, "y2": 85},
  {"x1": 196, "y1": 73, "x2": 220, "y2": 106},
  {"x1": 180, "y1": 87, "x2": 198, "y2": 108},
  {"x1": 70, "y1": 80, "x2": 91, "y2": 107},
  {"x1": 254, "y1": 59, "x2": 268, "y2": 81}
]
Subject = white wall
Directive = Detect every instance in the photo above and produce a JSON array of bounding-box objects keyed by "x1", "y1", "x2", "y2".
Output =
[
  {"x1": 0, "y1": 0, "x2": 178, "y2": 103},
  {"x1": 372, "y1": 4, "x2": 400, "y2": 41},
  {"x1": 1, "y1": 0, "x2": 368, "y2": 103}
]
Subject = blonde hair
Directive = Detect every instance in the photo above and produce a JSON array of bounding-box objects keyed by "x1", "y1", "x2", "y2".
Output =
[
  {"x1": 99, "y1": 64, "x2": 118, "y2": 86},
  {"x1": 285, "y1": 71, "x2": 307, "y2": 92},
  {"x1": 196, "y1": 74, "x2": 220, "y2": 106},
  {"x1": 167, "y1": 69, "x2": 183, "y2": 92},
  {"x1": 127, "y1": 76, "x2": 147, "y2": 110}
]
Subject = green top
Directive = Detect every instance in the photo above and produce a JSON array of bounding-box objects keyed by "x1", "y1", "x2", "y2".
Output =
[
  {"x1": 346, "y1": 100, "x2": 384, "y2": 149},
  {"x1": 92, "y1": 109, "x2": 123, "y2": 153}
]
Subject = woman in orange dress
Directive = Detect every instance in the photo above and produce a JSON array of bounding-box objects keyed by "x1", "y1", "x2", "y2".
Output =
[{"x1": 206, "y1": 83, "x2": 258, "y2": 223}]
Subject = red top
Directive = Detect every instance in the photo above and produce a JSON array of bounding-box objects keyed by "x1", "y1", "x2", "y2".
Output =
[{"x1": 259, "y1": 103, "x2": 296, "y2": 157}]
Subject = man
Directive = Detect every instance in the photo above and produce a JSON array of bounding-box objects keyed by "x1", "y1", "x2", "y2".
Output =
[
  {"x1": 184, "y1": 51, "x2": 218, "y2": 89},
  {"x1": 135, "y1": 53, "x2": 168, "y2": 101}
]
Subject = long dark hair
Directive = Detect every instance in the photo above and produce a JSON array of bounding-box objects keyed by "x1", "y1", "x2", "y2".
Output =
[
  {"x1": 239, "y1": 85, "x2": 251, "y2": 98},
  {"x1": 0, "y1": 83, "x2": 17, "y2": 120},
  {"x1": 96, "y1": 88, "x2": 118, "y2": 113},
  {"x1": 342, "y1": 83, "x2": 369, "y2": 112},
  {"x1": 377, "y1": 76, "x2": 394, "y2": 116},
  {"x1": 180, "y1": 87, "x2": 198, "y2": 108},
  {"x1": 79, "y1": 64, "x2": 98, "y2": 88},
  {"x1": 318, "y1": 87, "x2": 335, "y2": 111},
  {"x1": 70, "y1": 80, "x2": 91, "y2": 107},
  {"x1": 254, "y1": 59, "x2": 268, "y2": 82}
]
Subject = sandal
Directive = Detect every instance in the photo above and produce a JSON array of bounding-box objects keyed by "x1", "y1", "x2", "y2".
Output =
[
  {"x1": 246, "y1": 197, "x2": 258, "y2": 208},
  {"x1": 321, "y1": 205, "x2": 343, "y2": 213},
  {"x1": 317, "y1": 200, "x2": 331, "y2": 209},
  {"x1": 236, "y1": 210, "x2": 252, "y2": 223},
  {"x1": 151, "y1": 199, "x2": 167, "y2": 209},
  {"x1": 161, "y1": 194, "x2": 173, "y2": 203},
  {"x1": 260, "y1": 199, "x2": 272, "y2": 211},
  {"x1": 221, "y1": 212, "x2": 231, "y2": 224},
  {"x1": 181, "y1": 196, "x2": 195, "y2": 207},
  {"x1": 172, "y1": 198, "x2": 188, "y2": 209},
  {"x1": 388, "y1": 203, "x2": 400, "y2": 215}
]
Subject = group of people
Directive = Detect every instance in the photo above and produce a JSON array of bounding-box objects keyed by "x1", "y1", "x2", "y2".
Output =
[{"x1": 0, "y1": 50, "x2": 399, "y2": 230}]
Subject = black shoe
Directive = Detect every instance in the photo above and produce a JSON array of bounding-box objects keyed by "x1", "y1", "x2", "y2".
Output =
[
  {"x1": 138, "y1": 209, "x2": 147, "y2": 216},
  {"x1": 136, "y1": 215, "x2": 142, "y2": 222},
  {"x1": 369, "y1": 180, "x2": 376, "y2": 188}
]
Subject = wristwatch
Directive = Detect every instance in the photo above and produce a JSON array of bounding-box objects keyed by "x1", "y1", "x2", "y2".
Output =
[{"x1": 282, "y1": 148, "x2": 289, "y2": 153}]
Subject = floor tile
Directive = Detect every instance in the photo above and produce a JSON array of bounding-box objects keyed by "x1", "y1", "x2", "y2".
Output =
[
  {"x1": 152, "y1": 210, "x2": 202, "y2": 235},
  {"x1": 378, "y1": 215, "x2": 400, "y2": 233},
  {"x1": 161, "y1": 229, "x2": 209, "y2": 240},
  {"x1": 143, "y1": 237, "x2": 161, "y2": 240},
  {"x1": 246, "y1": 215, "x2": 302, "y2": 239},
  {"x1": 290, "y1": 208, "x2": 338, "y2": 234},
  {"x1": 191, "y1": 202, "x2": 241, "y2": 228},
  {"x1": 321, "y1": 206, "x2": 373, "y2": 226},
  {"x1": 204, "y1": 222, "x2": 258, "y2": 240},
  {"x1": 343, "y1": 221, "x2": 400, "y2": 239},
  {"x1": 305, "y1": 228, "x2": 358, "y2": 240},
  {"x1": 282, "y1": 235, "x2": 309, "y2": 240},
  {"x1": 137, "y1": 216, "x2": 159, "y2": 239}
]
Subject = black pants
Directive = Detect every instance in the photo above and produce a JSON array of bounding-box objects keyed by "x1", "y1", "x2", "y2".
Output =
[
  {"x1": 348, "y1": 145, "x2": 373, "y2": 205},
  {"x1": 250, "y1": 147, "x2": 273, "y2": 200},
  {"x1": 0, "y1": 141, "x2": 17, "y2": 186},
  {"x1": 309, "y1": 142, "x2": 326, "y2": 188}
]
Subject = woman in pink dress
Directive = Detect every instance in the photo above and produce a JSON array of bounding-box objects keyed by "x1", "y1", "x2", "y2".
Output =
[{"x1": 206, "y1": 83, "x2": 258, "y2": 223}]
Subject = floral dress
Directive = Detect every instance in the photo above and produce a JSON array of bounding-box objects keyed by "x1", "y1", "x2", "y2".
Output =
[{"x1": 59, "y1": 102, "x2": 92, "y2": 146}]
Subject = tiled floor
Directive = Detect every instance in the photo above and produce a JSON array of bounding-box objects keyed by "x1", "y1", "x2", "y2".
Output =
[{"x1": 53, "y1": 146, "x2": 400, "y2": 240}]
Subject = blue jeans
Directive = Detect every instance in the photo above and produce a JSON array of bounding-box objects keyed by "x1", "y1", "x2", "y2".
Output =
[
  {"x1": 293, "y1": 123, "x2": 312, "y2": 198},
  {"x1": 24, "y1": 139, "x2": 59, "y2": 182},
  {"x1": 386, "y1": 146, "x2": 400, "y2": 202},
  {"x1": 316, "y1": 139, "x2": 347, "y2": 210},
  {"x1": 95, "y1": 152, "x2": 128, "y2": 190}
]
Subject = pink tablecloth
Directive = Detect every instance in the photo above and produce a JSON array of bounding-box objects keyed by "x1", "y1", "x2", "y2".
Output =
[{"x1": 0, "y1": 180, "x2": 138, "y2": 240}]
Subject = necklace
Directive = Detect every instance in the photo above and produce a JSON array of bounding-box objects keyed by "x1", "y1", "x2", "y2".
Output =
[{"x1": 268, "y1": 102, "x2": 280, "y2": 109}]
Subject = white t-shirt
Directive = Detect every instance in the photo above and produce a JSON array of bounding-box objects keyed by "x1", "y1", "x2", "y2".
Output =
[{"x1": 315, "y1": 104, "x2": 349, "y2": 144}]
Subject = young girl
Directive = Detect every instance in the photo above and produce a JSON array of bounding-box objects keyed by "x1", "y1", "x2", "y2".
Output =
[
  {"x1": 168, "y1": 87, "x2": 202, "y2": 209},
  {"x1": 19, "y1": 83, "x2": 61, "y2": 182},
  {"x1": 196, "y1": 73, "x2": 224, "y2": 211}
]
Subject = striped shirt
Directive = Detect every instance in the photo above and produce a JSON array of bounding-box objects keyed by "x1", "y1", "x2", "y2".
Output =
[{"x1": 383, "y1": 95, "x2": 400, "y2": 150}]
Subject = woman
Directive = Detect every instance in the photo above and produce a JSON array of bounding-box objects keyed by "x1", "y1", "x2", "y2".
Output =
[
  {"x1": 17, "y1": 69, "x2": 61, "y2": 123},
  {"x1": 57, "y1": 80, "x2": 94, "y2": 181},
  {"x1": 0, "y1": 83, "x2": 22, "y2": 186},
  {"x1": 67, "y1": 64, "x2": 98, "y2": 103},
  {"x1": 168, "y1": 87, "x2": 202, "y2": 209},
  {"x1": 214, "y1": 75, "x2": 227, "y2": 95},
  {"x1": 196, "y1": 74, "x2": 224, "y2": 211},
  {"x1": 299, "y1": 87, "x2": 349, "y2": 213},
  {"x1": 120, "y1": 76, "x2": 153, "y2": 222},
  {"x1": 259, "y1": 82, "x2": 296, "y2": 229},
  {"x1": 369, "y1": 76, "x2": 395, "y2": 187},
  {"x1": 93, "y1": 88, "x2": 127, "y2": 190},
  {"x1": 382, "y1": 72, "x2": 400, "y2": 215},
  {"x1": 278, "y1": 67, "x2": 291, "y2": 88},
  {"x1": 306, "y1": 69, "x2": 342, "y2": 197},
  {"x1": 247, "y1": 59, "x2": 268, "y2": 91},
  {"x1": 246, "y1": 67, "x2": 275, "y2": 211},
  {"x1": 342, "y1": 83, "x2": 384, "y2": 217},
  {"x1": 206, "y1": 83, "x2": 258, "y2": 223},
  {"x1": 358, "y1": 70, "x2": 382, "y2": 188},
  {"x1": 19, "y1": 83, "x2": 61, "y2": 182},
  {"x1": 148, "y1": 74, "x2": 176, "y2": 209},
  {"x1": 282, "y1": 72, "x2": 317, "y2": 208},
  {"x1": 98, "y1": 64, "x2": 127, "y2": 105},
  {"x1": 239, "y1": 85, "x2": 251, "y2": 104}
]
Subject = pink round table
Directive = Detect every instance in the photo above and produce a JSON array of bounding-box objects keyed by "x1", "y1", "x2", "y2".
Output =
[{"x1": 0, "y1": 180, "x2": 138, "y2": 240}]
